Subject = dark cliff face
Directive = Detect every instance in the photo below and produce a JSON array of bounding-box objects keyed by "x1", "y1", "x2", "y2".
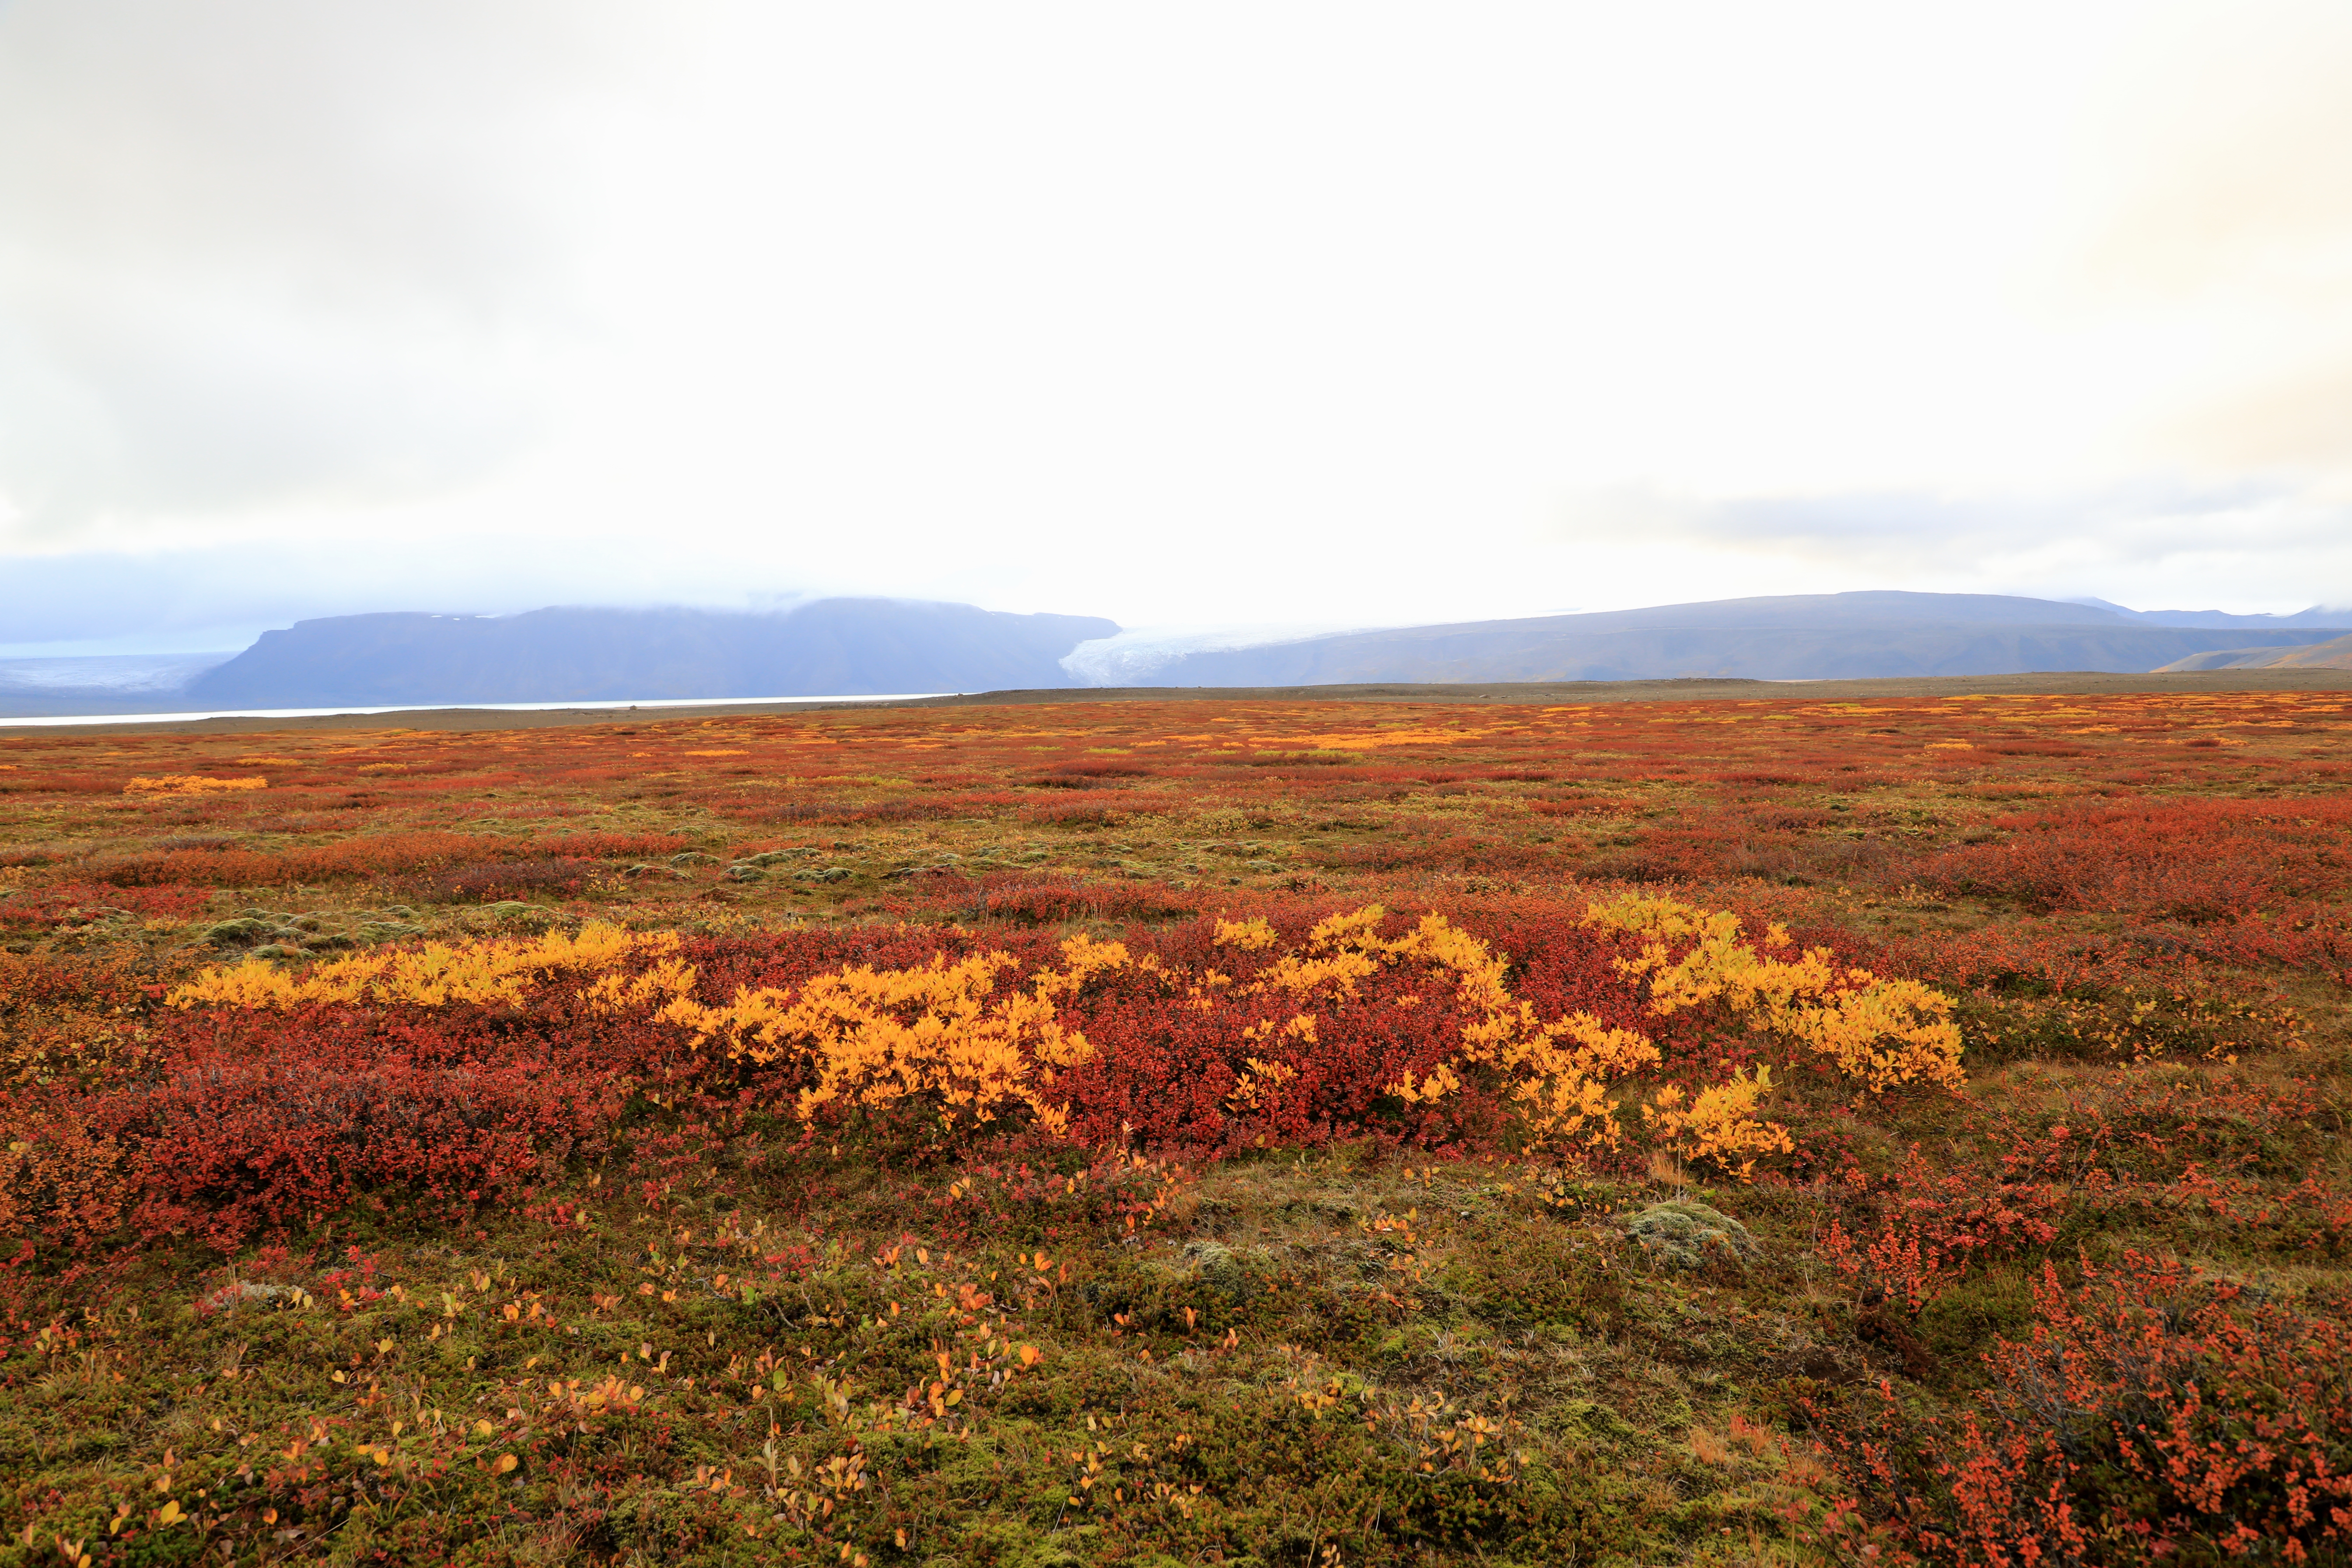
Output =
[
  {"x1": 1125, "y1": 594, "x2": 2352, "y2": 685},
  {"x1": 183, "y1": 600, "x2": 1120, "y2": 707}
]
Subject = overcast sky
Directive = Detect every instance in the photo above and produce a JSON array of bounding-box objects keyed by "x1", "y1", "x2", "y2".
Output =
[{"x1": 5, "y1": 1, "x2": 2351, "y2": 653}]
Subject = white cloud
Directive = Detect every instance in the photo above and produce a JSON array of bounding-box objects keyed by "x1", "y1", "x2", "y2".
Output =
[
  {"x1": 1533, "y1": 482, "x2": 2352, "y2": 615},
  {"x1": 4, "y1": 1, "x2": 2351, "y2": 646},
  {"x1": 0, "y1": 0, "x2": 642, "y2": 526}
]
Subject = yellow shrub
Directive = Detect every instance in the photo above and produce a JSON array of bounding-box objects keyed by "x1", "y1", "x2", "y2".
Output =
[
  {"x1": 169, "y1": 923, "x2": 684, "y2": 1011},
  {"x1": 125, "y1": 774, "x2": 267, "y2": 794},
  {"x1": 1585, "y1": 892, "x2": 1963, "y2": 1091},
  {"x1": 1466, "y1": 1011, "x2": 1662, "y2": 1154},
  {"x1": 1389, "y1": 1062, "x2": 1463, "y2": 1106},
  {"x1": 1226, "y1": 1056, "x2": 1299, "y2": 1112},
  {"x1": 1029, "y1": 934, "x2": 1144, "y2": 1000},
  {"x1": 1509, "y1": 1071, "x2": 1622, "y2": 1152},
  {"x1": 1640, "y1": 1068, "x2": 1794, "y2": 1181},
  {"x1": 581, "y1": 955, "x2": 701, "y2": 1016},
  {"x1": 663, "y1": 937, "x2": 1114, "y2": 1137},
  {"x1": 1774, "y1": 973, "x2": 1967, "y2": 1092},
  {"x1": 1212, "y1": 917, "x2": 1279, "y2": 951}
]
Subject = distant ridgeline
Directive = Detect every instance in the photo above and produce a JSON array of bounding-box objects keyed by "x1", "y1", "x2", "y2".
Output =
[
  {"x1": 184, "y1": 601, "x2": 1120, "y2": 708},
  {"x1": 5, "y1": 592, "x2": 2350, "y2": 720},
  {"x1": 1118, "y1": 592, "x2": 2352, "y2": 686}
]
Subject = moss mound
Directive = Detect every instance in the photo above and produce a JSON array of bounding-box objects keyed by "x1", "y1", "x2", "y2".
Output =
[{"x1": 1622, "y1": 1199, "x2": 1760, "y2": 1271}]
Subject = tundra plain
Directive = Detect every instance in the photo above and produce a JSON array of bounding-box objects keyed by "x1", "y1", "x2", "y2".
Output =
[{"x1": 1, "y1": 685, "x2": 2348, "y2": 1566}]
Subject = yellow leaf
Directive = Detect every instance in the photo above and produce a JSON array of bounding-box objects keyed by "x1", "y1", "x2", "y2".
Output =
[{"x1": 493, "y1": 1453, "x2": 519, "y2": 1475}]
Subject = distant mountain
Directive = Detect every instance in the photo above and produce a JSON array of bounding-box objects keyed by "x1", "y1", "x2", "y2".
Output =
[
  {"x1": 1112, "y1": 593, "x2": 2352, "y2": 685},
  {"x1": 2154, "y1": 632, "x2": 2352, "y2": 673},
  {"x1": 9, "y1": 590, "x2": 2346, "y2": 721},
  {"x1": 2062, "y1": 597, "x2": 2352, "y2": 629},
  {"x1": 178, "y1": 600, "x2": 1119, "y2": 709}
]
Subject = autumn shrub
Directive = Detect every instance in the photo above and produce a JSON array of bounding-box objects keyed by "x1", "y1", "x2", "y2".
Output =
[
  {"x1": 1818, "y1": 1251, "x2": 2352, "y2": 1566},
  {"x1": 1920, "y1": 799, "x2": 2352, "y2": 922},
  {"x1": 1524, "y1": 796, "x2": 1643, "y2": 818},
  {"x1": 1573, "y1": 800, "x2": 1912, "y2": 886},
  {"x1": 419, "y1": 856, "x2": 603, "y2": 903},
  {"x1": 1020, "y1": 800, "x2": 1125, "y2": 828},
  {"x1": 0, "y1": 880, "x2": 210, "y2": 927},
  {"x1": 1583, "y1": 891, "x2": 1966, "y2": 1091},
  {"x1": 88, "y1": 828, "x2": 686, "y2": 888},
  {"x1": 0, "y1": 1100, "x2": 135, "y2": 1250},
  {"x1": 111, "y1": 1051, "x2": 616, "y2": 1247},
  {"x1": 75, "y1": 894, "x2": 1970, "y2": 1251},
  {"x1": 730, "y1": 799, "x2": 981, "y2": 826},
  {"x1": 1822, "y1": 1148, "x2": 2065, "y2": 1312},
  {"x1": 960, "y1": 874, "x2": 1204, "y2": 926},
  {"x1": 167, "y1": 922, "x2": 686, "y2": 1010},
  {"x1": 123, "y1": 774, "x2": 268, "y2": 795},
  {"x1": 0, "y1": 947, "x2": 164, "y2": 1015},
  {"x1": 1989, "y1": 1072, "x2": 2319, "y2": 1185},
  {"x1": 1305, "y1": 832, "x2": 1568, "y2": 876},
  {"x1": 0, "y1": 770, "x2": 116, "y2": 794}
]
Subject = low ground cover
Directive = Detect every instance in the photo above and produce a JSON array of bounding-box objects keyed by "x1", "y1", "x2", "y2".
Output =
[{"x1": 0, "y1": 688, "x2": 2346, "y2": 1564}]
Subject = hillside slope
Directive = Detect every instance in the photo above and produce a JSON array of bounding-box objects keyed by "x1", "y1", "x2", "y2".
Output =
[
  {"x1": 1116, "y1": 593, "x2": 2349, "y2": 685},
  {"x1": 2155, "y1": 630, "x2": 2352, "y2": 672}
]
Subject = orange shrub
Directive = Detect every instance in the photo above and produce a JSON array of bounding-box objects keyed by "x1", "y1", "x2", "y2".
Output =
[{"x1": 124, "y1": 774, "x2": 267, "y2": 795}]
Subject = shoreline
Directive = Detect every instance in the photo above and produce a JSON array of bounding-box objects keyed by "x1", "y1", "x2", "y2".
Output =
[{"x1": 5, "y1": 666, "x2": 2351, "y2": 736}]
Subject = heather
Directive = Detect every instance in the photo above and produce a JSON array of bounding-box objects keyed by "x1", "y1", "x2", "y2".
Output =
[{"x1": 0, "y1": 688, "x2": 2346, "y2": 1566}]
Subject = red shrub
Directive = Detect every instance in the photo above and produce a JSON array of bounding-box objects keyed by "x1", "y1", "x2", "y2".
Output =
[
  {"x1": 1046, "y1": 929, "x2": 1499, "y2": 1150},
  {"x1": 0, "y1": 881, "x2": 211, "y2": 927},
  {"x1": 1824, "y1": 1148, "x2": 2064, "y2": 1310},
  {"x1": 1819, "y1": 1252, "x2": 2352, "y2": 1566},
  {"x1": 958, "y1": 875, "x2": 1204, "y2": 926},
  {"x1": 0, "y1": 771, "x2": 116, "y2": 794},
  {"x1": 1021, "y1": 801, "x2": 1124, "y2": 827},
  {"x1": 728, "y1": 799, "x2": 969, "y2": 826},
  {"x1": 1921, "y1": 799, "x2": 2352, "y2": 922},
  {"x1": 88, "y1": 829, "x2": 687, "y2": 888},
  {"x1": 114, "y1": 1051, "x2": 616, "y2": 1247},
  {"x1": 420, "y1": 858, "x2": 603, "y2": 903}
]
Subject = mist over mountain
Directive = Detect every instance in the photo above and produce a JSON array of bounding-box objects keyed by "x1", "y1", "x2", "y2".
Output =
[
  {"x1": 0, "y1": 652, "x2": 239, "y2": 718},
  {"x1": 1095, "y1": 593, "x2": 2352, "y2": 686}
]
